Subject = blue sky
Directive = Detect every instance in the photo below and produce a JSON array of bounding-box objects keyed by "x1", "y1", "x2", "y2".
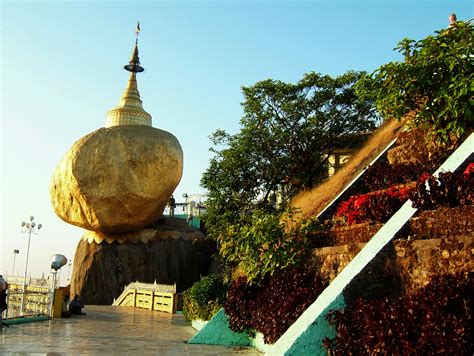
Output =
[{"x1": 1, "y1": 0, "x2": 472, "y2": 284}]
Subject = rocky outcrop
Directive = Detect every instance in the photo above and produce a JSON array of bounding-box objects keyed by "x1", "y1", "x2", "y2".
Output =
[
  {"x1": 50, "y1": 125, "x2": 183, "y2": 234},
  {"x1": 70, "y1": 218, "x2": 215, "y2": 305}
]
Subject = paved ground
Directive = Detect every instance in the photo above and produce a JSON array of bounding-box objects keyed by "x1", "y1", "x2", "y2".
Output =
[{"x1": 0, "y1": 305, "x2": 261, "y2": 355}]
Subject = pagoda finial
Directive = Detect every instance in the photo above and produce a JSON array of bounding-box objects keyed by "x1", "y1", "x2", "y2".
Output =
[
  {"x1": 135, "y1": 21, "x2": 140, "y2": 42},
  {"x1": 106, "y1": 21, "x2": 151, "y2": 127},
  {"x1": 124, "y1": 21, "x2": 144, "y2": 73}
]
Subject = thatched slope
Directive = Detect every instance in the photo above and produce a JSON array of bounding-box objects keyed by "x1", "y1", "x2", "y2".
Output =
[{"x1": 290, "y1": 118, "x2": 407, "y2": 221}]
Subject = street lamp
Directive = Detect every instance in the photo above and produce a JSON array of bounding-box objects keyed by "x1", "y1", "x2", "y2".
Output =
[
  {"x1": 67, "y1": 259, "x2": 72, "y2": 283},
  {"x1": 182, "y1": 193, "x2": 189, "y2": 213},
  {"x1": 50, "y1": 254, "x2": 67, "y2": 317},
  {"x1": 20, "y1": 216, "x2": 42, "y2": 314},
  {"x1": 12, "y1": 249, "x2": 20, "y2": 277}
]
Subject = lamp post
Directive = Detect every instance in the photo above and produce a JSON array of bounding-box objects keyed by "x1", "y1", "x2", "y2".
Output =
[
  {"x1": 67, "y1": 259, "x2": 72, "y2": 284},
  {"x1": 12, "y1": 249, "x2": 19, "y2": 277},
  {"x1": 50, "y1": 254, "x2": 67, "y2": 317},
  {"x1": 182, "y1": 193, "x2": 189, "y2": 213},
  {"x1": 20, "y1": 216, "x2": 42, "y2": 314}
]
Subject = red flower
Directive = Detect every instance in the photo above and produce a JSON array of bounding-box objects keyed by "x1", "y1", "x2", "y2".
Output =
[
  {"x1": 335, "y1": 184, "x2": 415, "y2": 226},
  {"x1": 418, "y1": 172, "x2": 432, "y2": 183},
  {"x1": 463, "y1": 163, "x2": 474, "y2": 176}
]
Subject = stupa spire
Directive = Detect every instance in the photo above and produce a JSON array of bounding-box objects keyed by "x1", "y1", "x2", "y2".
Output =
[
  {"x1": 106, "y1": 21, "x2": 152, "y2": 128},
  {"x1": 124, "y1": 21, "x2": 144, "y2": 73}
]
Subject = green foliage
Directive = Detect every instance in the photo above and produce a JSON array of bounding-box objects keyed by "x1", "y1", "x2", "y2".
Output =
[
  {"x1": 357, "y1": 21, "x2": 473, "y2": 142},
  {"x1": 182, "y1": 274, "x2": 227, "y2": 322},
  {"x1": 202, "y1": 71, "x2": 378, "y2": 240},
  {"x1": 218, "y1": 208, "x2": 319, "y2": 285}
]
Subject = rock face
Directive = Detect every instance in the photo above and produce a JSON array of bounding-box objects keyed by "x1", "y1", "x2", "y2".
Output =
[
  {"x1": 70, "y1": 218, "x2": 215, "y2": 305},
  {"x1": 50, "y1": 125, "x2": 183, "y2": 234}
]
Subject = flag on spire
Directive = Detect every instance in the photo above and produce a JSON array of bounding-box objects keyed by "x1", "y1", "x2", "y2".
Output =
[{"x1": 136, "y1": 21, "x2": 141, "y2": 37}]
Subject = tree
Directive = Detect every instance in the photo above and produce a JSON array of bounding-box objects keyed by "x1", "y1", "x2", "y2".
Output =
[
  {"x1": 356, "y1": 20, "x2": 473, "y2": 143},
  {"x1": 201, "y1": 71, "x2": 379, "y2": 240}
]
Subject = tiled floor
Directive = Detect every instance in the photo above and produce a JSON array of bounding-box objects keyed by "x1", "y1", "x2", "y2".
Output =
[{"x1": 0, "y1": 305, "x2": 261, "y2": 355}]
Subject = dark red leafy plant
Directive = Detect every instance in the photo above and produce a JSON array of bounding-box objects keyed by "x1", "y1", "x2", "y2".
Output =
[
  {"x1": 224, "y1": 268, "x2": 327, "y2": 344},
  {"x1": 223, "y1": 277, "x2": 258, "y2": 334},
  {"x1": 363, "y1": 159, "x2": 424, "y2": 191},
  {"x1": 324, "y1": 272, "x2": 473, "y2": 354},
  {"x1": 410, "y1": 168, "x2": 473, "y2": 210}
]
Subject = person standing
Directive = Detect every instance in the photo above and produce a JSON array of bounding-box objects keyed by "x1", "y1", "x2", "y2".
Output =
[
  {"x1": 168, "y1": 195, "x2": 176, "y2": 217},
  {"x1": 0, "y1": 274, "x2": 9, "y2": 329},
  {"x1": 187, "y1": 210, "x2": 194, "y2": 226},
  {"x1": 61, "y1": 295, "x2": 71, "y2": 318}
]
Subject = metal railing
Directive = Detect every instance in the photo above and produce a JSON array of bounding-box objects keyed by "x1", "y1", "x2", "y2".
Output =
[{"x1": 2, "y1": 288, "x2": 52, "y2": 319}]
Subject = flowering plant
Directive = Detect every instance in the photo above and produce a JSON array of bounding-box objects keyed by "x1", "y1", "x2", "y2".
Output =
[
  {"x1": 336, "y1": 165, "x2": 473, "y2": 226},
  {"x1": 334, "y1": 185, "x2": 414, "y2": 226}
]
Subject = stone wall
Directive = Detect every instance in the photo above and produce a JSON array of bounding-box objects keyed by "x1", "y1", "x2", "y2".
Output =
[
  {"x1": 409, "y1": 205, "x2": 474, "y2": 239},
  {"x1": 332, "y1": 223, "x2": 384, "y2": 245},
  {"x1": 310, "y1": 206, "x2": 473, "y2": 248},
  {"x1": 307, "y1": 206, "x2": 474, "y2": 303},
  {"x1": 310, "y1": 235, "x2": 473, "y2": 302}
]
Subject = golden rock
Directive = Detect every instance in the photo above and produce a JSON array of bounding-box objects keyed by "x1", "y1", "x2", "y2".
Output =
[{"x1": 50, "y1": 125, "x2": 183, "y2": 233}]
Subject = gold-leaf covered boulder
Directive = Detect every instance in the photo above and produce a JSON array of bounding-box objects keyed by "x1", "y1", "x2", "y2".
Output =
[{"x1": 50, "y1": 125, "x2": 183, "y2": 233}]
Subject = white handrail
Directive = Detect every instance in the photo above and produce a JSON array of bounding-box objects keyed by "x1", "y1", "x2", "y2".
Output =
[{"x1": 112, "y1": 281, "x2": 176, "y2": 306}]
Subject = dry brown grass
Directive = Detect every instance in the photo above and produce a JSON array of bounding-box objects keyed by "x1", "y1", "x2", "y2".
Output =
[{"x1": 290, "y1": 118, "x2": 408, "y2": 223}]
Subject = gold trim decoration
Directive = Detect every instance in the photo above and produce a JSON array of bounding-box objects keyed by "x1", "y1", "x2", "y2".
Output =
[{"x1": 81, "y1": 229, "x2": 201, "y2": 245}]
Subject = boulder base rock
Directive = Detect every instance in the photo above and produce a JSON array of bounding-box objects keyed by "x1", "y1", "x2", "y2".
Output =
[
  {"x1": 50, "y1": 125, "x2": 183, "y2": 234},
  {"x1": 70, "y1": 218, "x2": 215, "y2": 305}
]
